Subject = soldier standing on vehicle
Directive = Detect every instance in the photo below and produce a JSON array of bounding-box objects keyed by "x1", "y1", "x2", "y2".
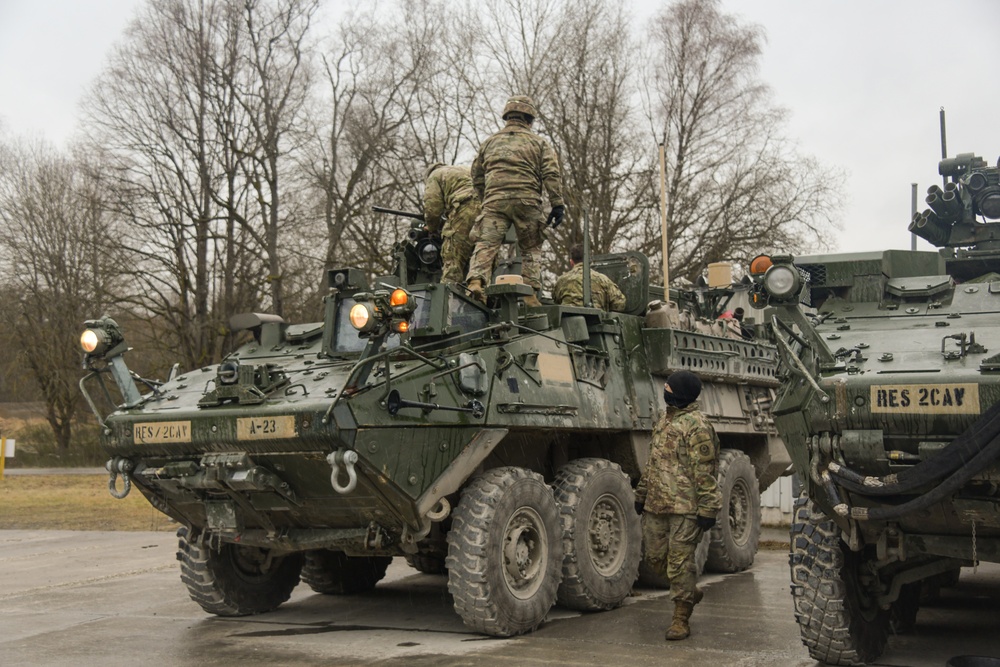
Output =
[
  {"x1": 464, "y1": 95, "x2": 565, "y2": 307},
  {"x1": 423, "y1": 163, "x2": 482, "y2": 284},
  {"x1": 553, "y1": 243, "x2": 627, "y2": 311},
  {"x1": 634, "y1": 370, "x2": 722, "y2": 641}
]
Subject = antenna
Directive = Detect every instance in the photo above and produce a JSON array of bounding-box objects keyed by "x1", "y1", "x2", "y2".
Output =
[{"x1": 939, "y1": 107, "x2": 948, "y2": 188}]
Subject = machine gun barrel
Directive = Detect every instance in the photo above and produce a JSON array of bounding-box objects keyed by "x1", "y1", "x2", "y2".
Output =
[{"x1": 372, "y1": 206, "x2": 425, "y2": 221}]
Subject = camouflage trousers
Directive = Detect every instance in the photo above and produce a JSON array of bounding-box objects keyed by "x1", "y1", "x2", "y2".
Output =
[
  {"x1": 465, "y1": 199, "x2": 545, "y2": 290},
  {"x1": 440, "y1": 200, "x2": 481, "y2": 284},
  {"x1": 642, "y1": 512, "x2": 703, "y2": 604}
]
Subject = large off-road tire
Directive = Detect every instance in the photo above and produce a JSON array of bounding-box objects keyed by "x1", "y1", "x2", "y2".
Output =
[
  {"x1": 301, "y1": 550, "x2": 391, "y2": 594},
  {"x1": 706, "y1": 449, "x2": 761, "y2": 573},
  {"x1": 176, "y1": 526, "x2": 302, "y2": 616},
  {"x1": 789, "y1": 494, "x2": 890, "y2": 666},
  {"x1": 552, "y1": 458, "x2": 641, "y2": 610},
  {"x1": 637, "y1": 529, "x2": 709, "y2": 588},
  {"x1": 446, "y1": 467, "x2": 563, "y2": 636}
]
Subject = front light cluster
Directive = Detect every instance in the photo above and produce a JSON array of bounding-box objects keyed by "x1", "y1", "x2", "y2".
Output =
[
  {"x1": 348, "y1": 288, "x2": 417, "y2": 337},
  {"x1": 748, "y1": 254, "x2": 801, "y2": 307},
  {"x1": 79, "y1": 316, "x2": 127, "y2": 358}
]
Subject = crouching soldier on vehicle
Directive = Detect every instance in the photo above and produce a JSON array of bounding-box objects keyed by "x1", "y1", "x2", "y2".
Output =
[
  {"x1": 423, "y1": 163, "x2": 482, "y2": 284},
  {"x1": 553, "y1": 243, "x2": 626, "y2": 311},
  {"x1": 634, "y1": 370, "x2": 722, "y2": 641}
]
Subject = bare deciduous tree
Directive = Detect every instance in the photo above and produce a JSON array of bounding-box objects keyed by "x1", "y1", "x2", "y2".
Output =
[
  {"x1": 0, "y1": 141, "x2": 121, "y2": 448},
  {"x1": 641, "y1": 0, "x2": 843, "y2": 282}
]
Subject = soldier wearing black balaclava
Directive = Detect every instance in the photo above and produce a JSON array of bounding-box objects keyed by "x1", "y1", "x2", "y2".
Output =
[{"x1": 635, "y1": 370, "x2": 722, "y2": 640}]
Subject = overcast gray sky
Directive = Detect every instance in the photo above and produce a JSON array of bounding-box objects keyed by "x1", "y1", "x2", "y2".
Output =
[{"x1": 2, "y1": 0, "x2": 999, "y2": 254}]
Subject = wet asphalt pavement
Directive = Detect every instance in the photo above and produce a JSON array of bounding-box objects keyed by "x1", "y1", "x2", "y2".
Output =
[{"x1": 1, "y1": 530, "x2": 998, "y2": 667}]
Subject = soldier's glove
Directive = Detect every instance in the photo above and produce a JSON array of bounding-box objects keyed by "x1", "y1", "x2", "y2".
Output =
[
  {"x1": 545, "y1": 204, "x2": 566, "y2": 229},
  {"x1": 696, "y1": 515, "x2": 716, "y2": 531},
  {"x1": 634, "y1": 501, "x2": 645, "y2": 515}
]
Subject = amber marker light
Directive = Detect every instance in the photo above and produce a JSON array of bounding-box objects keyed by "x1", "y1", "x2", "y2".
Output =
[
  {"x1": 390, "y1": 289, "x2": 409, "y2": 308},
  {"x1": 393, "y1": 320, "x2": 410, "y2": 333},
  {"x1": 749, "y1": 254, "x2": 773, "y2": 276},
  {"x1": 80, "y1": 329, "x2": 101, "y2": 353}
]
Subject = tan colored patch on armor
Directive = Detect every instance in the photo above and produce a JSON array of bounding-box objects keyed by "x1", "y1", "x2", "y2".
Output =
[
  {"x1": 835, "y1": 379, "x2": 848, "y2": 419},
  {"x1": 538, "y1": 352, "x2": 574, "y2": 385},
  {"x1": 134, "y1": 421, "x2": 191, "y2": 444},
  {"x1": 869, "y1": 383, "x2": 979, "y2": 414},
  {"x1": 237, "y1": 415, "x2": 297, "y2": 440}
]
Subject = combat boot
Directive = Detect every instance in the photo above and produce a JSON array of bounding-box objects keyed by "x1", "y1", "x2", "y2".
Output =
[
  {"x1": 467, "y1": 279, "x2": 486, "y2": 304},
  {"x1": 692, "y1": 587, "x2": 704, "y2": 605},
  {"x1": 664, "y1": 600, "x2": 694, "y2": 641},
  {"x1": 523, "y1": 293, "x2": 542, "y2": 308}
]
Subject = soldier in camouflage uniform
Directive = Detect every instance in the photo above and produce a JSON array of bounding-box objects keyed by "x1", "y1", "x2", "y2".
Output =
[
  {"x1": 634, "y1": 370, "x2": 722, "y2": 641},
  {"x1": 465, "y1": 96, "x2": 565, "y2": 307},
  {"x1": 424, "y1": 164, "x2": 481, "y2": 283},
  {"x1": 553, "y1": 244, "x2": 627, "y2": 311}
]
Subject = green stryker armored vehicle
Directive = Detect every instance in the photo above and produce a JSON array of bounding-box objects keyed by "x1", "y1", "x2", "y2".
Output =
[
  {"x1": 750, "y1": 151, "x2": 1000, "y2": 664},
  {"x1": 80, "y1": 224, "x2": 787, "y2": 637}
]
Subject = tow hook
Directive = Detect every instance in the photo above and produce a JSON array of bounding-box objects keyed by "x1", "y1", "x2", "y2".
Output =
[
  {"x1": 106, "y1": 457, "x2": 134, "y2": 499},
  {"x1": 327, "y1": 449, "x2": 358, "y2": 494}
]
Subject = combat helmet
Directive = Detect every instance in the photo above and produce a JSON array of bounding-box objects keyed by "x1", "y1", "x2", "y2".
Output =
[
  {"x1": 424, "y1": 162, "x2": 446, "y2": 180},
  {"x1": 502, "y1": 95, "x2": 537, "y2": 122}
]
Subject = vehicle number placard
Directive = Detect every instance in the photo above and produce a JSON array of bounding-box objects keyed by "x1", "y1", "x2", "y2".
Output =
[
  {"x1": 870, "y1": 383, "x2": 980, "y2": 414},
  {"x1": 134, "y1": 421, "x2": 192, "y2": 444},
  {"x1": 237, "y1": 416, "x2": 296, "y2": 440}
]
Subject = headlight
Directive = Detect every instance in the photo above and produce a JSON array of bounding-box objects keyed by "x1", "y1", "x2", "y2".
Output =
[
  {"x1": 80, "y1": 316, "x2": 127, "y2": 361},
  {"x1": 81, "y1": 329, "x2": 103, "y2": 353},
  {"x1": 80, "y1": 328, "x2": 115, "y2": 355},
  {"x1": 349, "y1": 303, "x2": 375, "y2": 332},
  {"x1": 763, "y1": 264, "x2": 801, "y2": 300}
]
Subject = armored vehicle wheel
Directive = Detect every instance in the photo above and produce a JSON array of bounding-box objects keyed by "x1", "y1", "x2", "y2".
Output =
[
  {"x1": 637, "y1": 530, "x2": 709, "y2": 588},
  {"x1": 446, "y1": 467, "x2": 563, "y2": 636},
  {"x1": 301, "y1": 550, "x2": 391, "y2": 594},
  {"x1": 790, "y1": 494, "x2": 890, "y2": 665},
  {"x1": 706, "y1": 449, "x2": 760, "y2": 573},
  {"x1": 176, "y1": 526, "x2": 302, "y2": 616},
  {"x1": 552, "y1": 458, "x2": 641, "y2": 610},
  {"x1": 405, "y1": 552, "x2": 447, "y2": 575}
]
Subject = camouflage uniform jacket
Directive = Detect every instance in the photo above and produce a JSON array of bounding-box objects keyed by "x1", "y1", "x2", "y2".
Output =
[
  {"x1": 635, "y1": 402, "x2": 722, "y2": 517},
  {"x1": 553, "y1": 263, "x2": 627, "y2": 311},
  {"x1": 471, "y1": 119, "x2": 564, "y2": 207},
  {"x1": 424, "y1": 165, "x2": 476, "y2": 235}
]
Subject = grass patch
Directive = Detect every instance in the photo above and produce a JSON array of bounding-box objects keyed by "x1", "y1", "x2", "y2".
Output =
[
  {"x1": 0, "y1": 474, "x2": 176, "y2": 531},
  {"x1": 4, "y1": 421, "x2": 107, "y2": 468}
]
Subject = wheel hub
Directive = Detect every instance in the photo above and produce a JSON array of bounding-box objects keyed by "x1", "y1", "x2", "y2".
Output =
[
  {"x1": 729, "y1": 479, "x2": 751, "y2": 545},
  {"x1": 502, "y1": 506, "x2": 548, "y2": 600},
  {"x1": 587, "y1": 494, "x2": 626, "y2": 576}
]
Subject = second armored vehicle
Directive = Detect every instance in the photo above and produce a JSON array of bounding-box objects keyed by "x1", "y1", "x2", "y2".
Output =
[
  {"x1": 753, "y1": 151, "x2": 1000, "y2": 664},
  {"x1": 81, "y1": 230, "x2": 788, "y2": 636}
]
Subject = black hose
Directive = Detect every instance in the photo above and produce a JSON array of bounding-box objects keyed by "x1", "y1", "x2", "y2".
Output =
[
  {"x1": 849, "y1": 430, "x2": 1000, "y2": 521},
  {"x1": 829, "y1": 399, "x2": 1000, "y2": 495}
]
